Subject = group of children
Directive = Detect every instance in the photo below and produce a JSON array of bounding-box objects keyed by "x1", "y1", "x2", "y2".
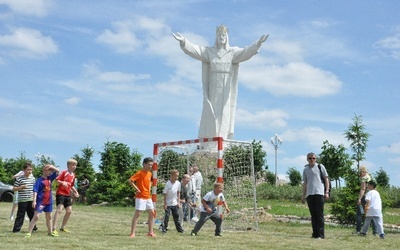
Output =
[
  {"x1": 128, "y1": 157, "x2": 230, "y2": 238},
  {"x1": 11, "y1": 159, "x2": 79, "y2": 238}
]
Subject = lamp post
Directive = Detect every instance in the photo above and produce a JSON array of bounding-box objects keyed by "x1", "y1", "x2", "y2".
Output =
[{"x1": 270, "y1": 134, "x2": 282, "y2": 186}]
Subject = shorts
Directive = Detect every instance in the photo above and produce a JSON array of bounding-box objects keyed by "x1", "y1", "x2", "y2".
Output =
[
  {"x1": 135, "y1": 198, "x2": 154, "y2": 211},
  {"x1": 36, "y1": 203, "x2": 53, "y2": 213},
  {"x1": 56, "y1": 195, "x2": 73, "y2": 208}
]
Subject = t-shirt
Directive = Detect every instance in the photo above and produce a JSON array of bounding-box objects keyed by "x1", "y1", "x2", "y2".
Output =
[
  {"x1": 34, "y1": 172, "x2": 58, "y2": 206},
  {"x1": 14, "y1": 175, "x2": 36, "y2": 202},
  {"x1": 302, "y1": 163, "x2": 328, "y2": 197},
  {"x1": 180, "y1": 183, "x2": 190, "y2": 202},
  {"x1": 56, "y1": 170, "x2": 76, "y2": 196},
  {"x1": 193, "y1": 172, "x2": 203, "y2": 190},
  {"x1": 130, "y1": 169, "x2": 152, "y2": 199},
  {"x1": 365, "y1": 189, "x2": 382, "y2": 217},
  {"x1": 163, "y1": 180, "x2": 181, "y2": 206},
  {"x1": 200, "y1": 190, "x2": 225, "y2": 213}
]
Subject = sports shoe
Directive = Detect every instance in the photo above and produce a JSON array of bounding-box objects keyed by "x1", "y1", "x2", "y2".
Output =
[
  {"x1": 48, "y1": 232, "x2": 59, "y2": 237},
  {"x1": 380, "y1": 234, "x2": 385, "y2": 239},
  {"x1": 215, "y1": 233, "x2": 222, "y2": 237},
  {"x1": 147, "y1": 232, "x2": 157, "y2": 237},
  {"x1": 10, "y1": 215, "x2": 14, "y2": 220},
  {"x1": 191, "y1": 231, "x2": 197, "y2": 236},
  {"x1": 191, "y1": 217, "x2": 199, "y2": 223},
  {"x1": 60, "y1": 228, "x2": 70, "y2": 233},
  {"x1": 52, "y1": 230, "x2": 59, "y2": 236},
  {"x1": 25, "y1": 233, "x2": 31, "y2": 238},
  {"x1": 47, "y1": 231, "x2": 60, "y2": 237}
]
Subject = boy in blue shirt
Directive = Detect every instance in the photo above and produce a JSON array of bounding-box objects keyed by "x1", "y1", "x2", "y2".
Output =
[{"x1": 26, "y1": 164, "x2": 59, "y2": 237}]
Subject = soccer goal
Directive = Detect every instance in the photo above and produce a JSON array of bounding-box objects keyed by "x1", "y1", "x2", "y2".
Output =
[{"x1": 152, "y1": 137, "x2": 258, "y2": 231}]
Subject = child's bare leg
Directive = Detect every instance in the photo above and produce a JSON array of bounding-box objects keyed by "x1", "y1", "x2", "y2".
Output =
[
  {"x1": 27, "y1": 211, "x2": 40, "y2": 234},
  {"x1": 61, "y1": 206, "x2": 72, "y2": 229},
  {"x1": 130, "y1": 210, "x2": 141, "y2": 237},
  {"x1": 147, "y1": 210, "x2": 155, "y2": 232},
  {"x1": 52, "y1": 204, "x2": 64, "y2": 231},
  {"x1": 45, "y1": 212, "x2": 52, "y2": 234}
]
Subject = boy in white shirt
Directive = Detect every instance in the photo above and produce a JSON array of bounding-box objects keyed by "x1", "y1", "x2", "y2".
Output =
[
  {"x1": 160, "y1": 169, "x2": 184, "y2": 233},
  {"x1": 191, "y1": 182, "x2": 230, "y2": 236},
  {"x1": 361, "y1": 180, "x2": 385, "y2": 239}
]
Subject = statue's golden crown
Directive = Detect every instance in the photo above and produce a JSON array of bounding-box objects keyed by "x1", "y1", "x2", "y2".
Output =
[{"x1": 216, "y1": 25, "x2": 228, "y2": 34}]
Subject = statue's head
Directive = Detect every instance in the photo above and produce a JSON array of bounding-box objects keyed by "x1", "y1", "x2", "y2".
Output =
[{"x1": 215, "y1": 25, "x2": 229, "y2": 49}]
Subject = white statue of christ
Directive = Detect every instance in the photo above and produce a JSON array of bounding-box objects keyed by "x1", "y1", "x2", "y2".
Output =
[{"x1": 173, "y1": 26, "x2": 268, "y2": 139}]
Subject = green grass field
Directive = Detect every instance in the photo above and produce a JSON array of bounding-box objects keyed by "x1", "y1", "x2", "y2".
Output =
[{"x1": 1, "y1": 201, "x2": 399, "y2": 250}]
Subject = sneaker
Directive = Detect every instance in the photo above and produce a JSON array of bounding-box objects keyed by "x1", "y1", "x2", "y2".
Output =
[
  {"x1": 352, "y1": 231, "x2": 361, "y2": 235},
  {"x1": 48, "y1": 232, "x2": 59, "y2": 237},
  {"x1": 25, "y1": 233, "x2": 31, "y2": 238},
  {"x1": 52, "y1": 229, "x2": 59, "y2": 235},
  {"x1": 25, "y1": 216, "x2": 29, "y2": 221},
  {"x1": 33, "y1": 226, "x2": 38, "y2": 232},
  {"x1": 60, "y1": 228, "x2": 70, "y2": 233},
  {"x1": 147, "y1": 232, "x2": 157, "y2": 238},
  {"x1": 10, "y1": 215, "x2": 14, "y2": 220},
  {"x1": 215, "y1": 233, "x2": 222, "y2": 237},
  {"x1": 191, "y1": 231, "x2": 197, "y2": 236},
  {"x1": 191, "y1": 217, "x2": 199, "y2": 223},
  {"x1": 380, "y1": 234, "x2": 385, "y2": 239}
]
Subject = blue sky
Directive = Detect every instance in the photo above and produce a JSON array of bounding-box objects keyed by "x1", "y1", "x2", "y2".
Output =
[{"x1": 0, "y1": 0, "x2": 399, "y2": 186}]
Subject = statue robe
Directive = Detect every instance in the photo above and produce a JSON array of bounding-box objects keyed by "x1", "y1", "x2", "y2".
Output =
[{"x1": 180, "y1": 39, "x2": 261, "y2": 139}]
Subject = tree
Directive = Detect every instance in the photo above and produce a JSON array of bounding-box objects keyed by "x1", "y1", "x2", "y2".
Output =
[
  {"x1": 331, "y1": 167, "x2": 360, "y2": 224},
  {"x1": 265, "y1": 170, "x2": 276, "y2": 185},
  {"x1": 33, "y1": 154, "x2": 55, "y2": 177},
  {"x1": 73, "y1": 145, "x2": 96, "y2": 197},
  {"x1": 343, "y1": 114, "x2": 370, "y2": 169},
  {"x1": 318, "y1": 140, "x2": 352, "y2": 188},
  {"x1": 88, "y1": 141, "x2": 142, "y2": 205},
  {"x1": 2, "y1": 152, "x2": 33, "y2": 184},
  {"x1": 252, "y1": 140, "x2": 268, "y2": 174},
  {"x1": 286, "y1": 167, "x2": 301, "y2": 186},
  {"x1": 332, "y1": 114, "x2": 371, "y2": 225},
  {"x1": 158, "y1": 149, "x2": 187, "y2": 182},
  {"x1": 374, "y1": 167, "x2": 390, "y2": 187}
]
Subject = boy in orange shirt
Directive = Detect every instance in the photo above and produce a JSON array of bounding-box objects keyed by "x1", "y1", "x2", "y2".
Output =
[{"x1": 128, "y1": 157, "x2": 156, "y2": 238}]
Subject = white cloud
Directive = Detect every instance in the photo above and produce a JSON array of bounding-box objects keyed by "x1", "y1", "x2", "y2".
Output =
[
  {"x1": 96, "y1": 16, "x2": 170, "y2": 54},
  {"x1": 282, "y1": 127, "x2": 346, "y2": 148},
  {"x1": 236, "y1": 108, "x2": 289, "y2": 129},
  {"x1": 0, "y1": 27, "x2": 58, "y2": 58},
  {"x1": 64, "y1": 97, "x2": 80, "y2": 106},
  {"x1": 0, "y1": 0, "x2": 53, "y2": 17},
  {"x1": 374, "y1": 32, "x2": 400, "y2": 60},
  {"x1": 377, "y1": 141, "x2": 400, "y2": 154},
  {"x1": 96, "y1": 21, "x2": 142, "y2": 53},
  {"x1": 241, "y1": 62, "x2": 342, "y2": 97}
]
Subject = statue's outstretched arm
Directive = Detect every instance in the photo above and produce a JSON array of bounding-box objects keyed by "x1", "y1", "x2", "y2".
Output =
[
  {"x1": 172, "y1": 32, "x2": 185, "y2": 43},
  {"x1": 258, "y1": 34, "x2": 269, "y2": 45}
]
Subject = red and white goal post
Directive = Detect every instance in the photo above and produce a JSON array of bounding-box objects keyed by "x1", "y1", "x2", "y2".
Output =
[{"x1": 152, "y1": 137, "x2": 259, "y2": 231}]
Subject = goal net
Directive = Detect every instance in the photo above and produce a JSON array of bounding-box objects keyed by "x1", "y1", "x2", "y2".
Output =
[{"x1": 153, "y1": 137, "x2": 258, "y2": 231}]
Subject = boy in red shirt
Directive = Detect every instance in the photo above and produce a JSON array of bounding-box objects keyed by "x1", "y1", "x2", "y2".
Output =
[
  {"x1": 128, "y1": 157, "x2": 156, "y2": 238},
  {"x1": 52, "y1": 159, "x2": 79, "y2": 235}
]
